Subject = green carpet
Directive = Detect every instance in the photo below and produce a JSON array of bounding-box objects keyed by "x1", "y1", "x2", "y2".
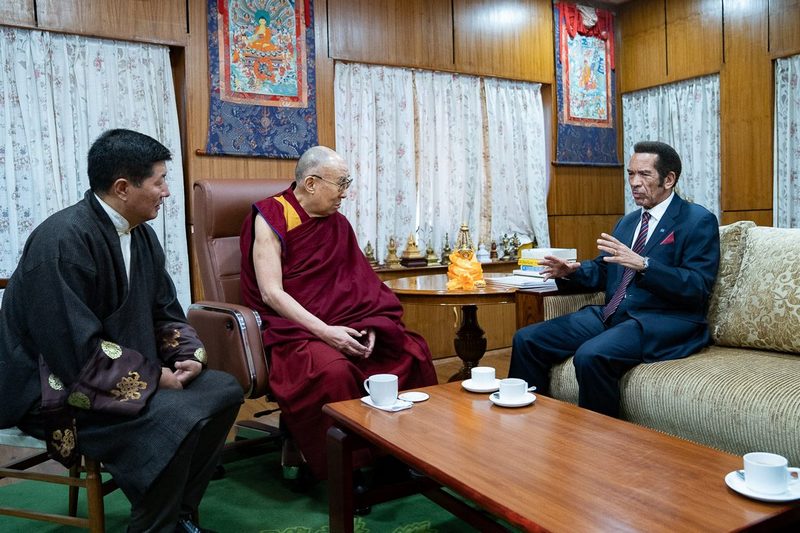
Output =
[{"x1": 0, "y1": 449, "x2": 481, "y2": 532}]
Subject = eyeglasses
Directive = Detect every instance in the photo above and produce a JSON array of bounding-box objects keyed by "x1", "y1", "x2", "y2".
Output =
[{"x1": 309, "y1": 174, "x2": 353, "y2": 193}]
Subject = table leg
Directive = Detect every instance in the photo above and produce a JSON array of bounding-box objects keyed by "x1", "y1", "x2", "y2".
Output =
[
  {"x1": 328, "y1": 426, "x2": 354, "y2": 533},
  {"x1": 449, "y1": 304, "x2": 487, "y2": 382}
]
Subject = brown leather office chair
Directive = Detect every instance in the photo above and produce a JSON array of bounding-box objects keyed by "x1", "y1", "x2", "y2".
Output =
[{"x1": 187, "y1": 179, "x2": 302, "y2": 471}]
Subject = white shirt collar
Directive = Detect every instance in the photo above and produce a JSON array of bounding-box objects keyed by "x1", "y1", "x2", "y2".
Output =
[
  {"x1": 95, "y1": 194, "x2": 132, "y2": 281},
  {"x1": 94, "y1": 194, "x2": 132, "y2": 235},
  {"x1": 642, "y1": 191, "x2": 675, "y2": 222}
]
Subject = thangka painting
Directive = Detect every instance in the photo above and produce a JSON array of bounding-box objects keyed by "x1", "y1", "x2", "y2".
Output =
[
  {"x1": 554, "y1": 2, "x2": 619, "y2": 166},
  {"x1": 206, "y1": 0, "x2": 318, "y2": 158}
]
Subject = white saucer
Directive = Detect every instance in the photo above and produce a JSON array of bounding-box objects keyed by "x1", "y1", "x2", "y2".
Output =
[
  {"x1": 462, "y1": 378, "x2": 501, "y2": 393},
  {"x1": 724, "y1": 469, "x2": 800, "y2": 502},
  {"x1": 489, "y1": 391, "x2": 536, "y2": 408},
  {"x1": 399, "y1": 391, "x2": 429, "y2": 403},
  {"x1": 360, "y1": 396, "x2": 413, "y2": 412}
]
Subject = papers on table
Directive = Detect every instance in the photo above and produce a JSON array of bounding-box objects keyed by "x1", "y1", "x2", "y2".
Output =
[
  {"x1": 484, "y1": 275, "x2": 557, "y2": 291},
  {"x1": 512, "y1": 268, "x2": 545, "y2": 278},
  {"x1": 521, "y1": 247, "x2": 577, "y2": 261}
]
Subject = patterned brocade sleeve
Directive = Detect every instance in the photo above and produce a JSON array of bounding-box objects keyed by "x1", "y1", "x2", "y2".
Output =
[
  {"x1": 155, "y1": 322, "x2": 208, "y2": 368},
  {"x1": 42, "y1": 340, "x2": 162, "y2": 417}
]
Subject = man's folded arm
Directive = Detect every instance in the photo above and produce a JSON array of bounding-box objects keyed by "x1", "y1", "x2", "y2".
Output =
[{"x1": 27, "y1": 259, "x2": 162, "y2": 417}]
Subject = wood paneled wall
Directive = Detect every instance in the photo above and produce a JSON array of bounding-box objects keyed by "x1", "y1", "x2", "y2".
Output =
[
  {"x1": 0, "y1": 0, "x2": 34, "y2": 27},
  {"x1": 328, "y1": 0, "x2": 554, "y2": 83},
  {"x1": 770, "y1": 0, "x2": 800, "y2": 57},
  {"x1": 452, "y1": 0, "x2": 554, "y2": 82},
  {"x1": 619, "y1": 0, "x2": 723, "y2": 91},
  {"x1": 328, "y1": 0, "x2": 455, "y2": 71},
  {"x1": 618, "y1": 0, "x2": 667, "y2": 90},
  {"x1": 618, "y1": 0, "x2": 800, "y2": 227},
  {"x1": 4, "y1": 0, "x2": 189, "y2": 45},
  {"x1": 720, "y1": 0, "x2": 772, "y2": 217}
]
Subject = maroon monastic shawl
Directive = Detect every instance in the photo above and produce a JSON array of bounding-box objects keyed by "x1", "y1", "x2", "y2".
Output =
[{"x1": 241, "y1": 187, "x2": 420, "y2": 355}]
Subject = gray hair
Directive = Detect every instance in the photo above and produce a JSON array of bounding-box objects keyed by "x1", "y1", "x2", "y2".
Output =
[{"x1": 295, "y1": 146, "x2": 342, "y2": 183}]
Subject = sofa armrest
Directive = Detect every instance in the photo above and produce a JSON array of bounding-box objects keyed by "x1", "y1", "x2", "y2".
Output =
[
  {"x1": 188, "y1": 301, "x2": 270, "y2": 399},
  {"x1": 515, "y1": 289, "x2": 605, "y2": 328}
]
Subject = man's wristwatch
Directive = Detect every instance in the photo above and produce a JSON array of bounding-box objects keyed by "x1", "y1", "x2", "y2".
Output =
[{"x1": 641, "y1": 256, "x2": 650, "y2": 272}]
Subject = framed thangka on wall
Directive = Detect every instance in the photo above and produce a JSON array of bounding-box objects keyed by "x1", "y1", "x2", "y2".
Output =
[
  {"x1": 554, "y1": 2, "x2": 619, "y2": 166},
  {"x1": 206, "y1": 0, "x2": 318, "y2": 158}
]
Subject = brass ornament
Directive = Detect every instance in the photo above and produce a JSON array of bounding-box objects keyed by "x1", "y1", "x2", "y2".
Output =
[
  {"x1": 111, "y1": 371, "x2": 148, "y2": 402},
  {"x1": 161, "y1": 329, "x2": 181, "y2": 350},
  {"x1": 67, "y1": 392, "x2": 91, "y2": 410},
  {"x1": 48, "y1": 374, "x2": 64, "y2": 391},
  {"x1": 194, "y1": 347, "x2": 207, "y2": 364},
  {"x1": 51, "y1": 428, "x2": 76, "y2": 458},
  {"x1": 454, "y1": 223, "x2": 474, "y2": 259},
  {"x1": 101, "y1": 340, "x2": 122, "y2": 359}
]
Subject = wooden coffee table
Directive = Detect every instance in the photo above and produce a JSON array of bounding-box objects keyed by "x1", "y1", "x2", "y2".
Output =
[{"x1": 324, "y1": 382, "x2": 800, "y2": 532}]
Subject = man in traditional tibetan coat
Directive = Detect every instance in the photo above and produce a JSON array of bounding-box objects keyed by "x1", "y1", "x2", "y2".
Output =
[
  {"x1": 240, "y1": 146, "x2": 438, "y2": 479},
  {"x1": 0, "y1": 129, "x2": 243, "y2": 533}
]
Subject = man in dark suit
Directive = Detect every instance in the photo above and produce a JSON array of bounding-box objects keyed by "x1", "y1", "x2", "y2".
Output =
[{"x1": 509, "y1": 141, "x2": 720, "y2": 417}]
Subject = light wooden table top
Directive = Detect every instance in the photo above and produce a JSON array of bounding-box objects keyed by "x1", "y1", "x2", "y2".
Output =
[
  {"x1": 324, "y1": 381, "x2": 799, "y2": 532},
  {"x1": 384, "y1": 274, "x2": 518, "y2": 306}
]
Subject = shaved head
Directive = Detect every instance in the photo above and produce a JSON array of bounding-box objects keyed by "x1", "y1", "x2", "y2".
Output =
[{"x1": 295, "y1": 146, "x2": 345, "y2": 183}]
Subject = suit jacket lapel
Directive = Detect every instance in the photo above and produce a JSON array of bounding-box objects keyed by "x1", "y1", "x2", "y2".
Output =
[
  {"x1": 642, "y1": 194, "x2": 683, "y2": 256},
  {"x1": 619, "y1": 210, "x2": 641, "y2": 248}
]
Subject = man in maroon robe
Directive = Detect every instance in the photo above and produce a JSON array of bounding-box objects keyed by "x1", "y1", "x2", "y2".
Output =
[{"x1": 240, "y1": 146, "x2": 438, "y2": 479}]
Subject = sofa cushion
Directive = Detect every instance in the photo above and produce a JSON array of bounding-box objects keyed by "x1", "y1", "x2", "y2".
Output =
[
  {"x1": 543, "y1": 291, "x2": 605, "y2": 322},
  {"x1": 707, "y1": 220, "x2": 755, "y2": 336},
  {"x1": 712, "y1": 227, "x2": 800, "y2": 353},
  {"x1": 550, "y1": 359, "x2": 579, "y2": 404},
  {"x1": 620, "y1": 346, "x2": 800, "y2": 466},
  {"x1": 549, "y1": 347, "x2": 800, "y2": 466}
]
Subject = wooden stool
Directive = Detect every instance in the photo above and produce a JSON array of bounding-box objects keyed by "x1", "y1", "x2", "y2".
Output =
[{"x1": 0, "y1": 427, "x2": 117, "y2": 532}]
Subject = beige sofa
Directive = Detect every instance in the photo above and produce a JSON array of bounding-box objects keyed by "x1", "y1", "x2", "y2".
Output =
[{"x1": 538, "y1": 221, "x2": 800, "y2": 465}]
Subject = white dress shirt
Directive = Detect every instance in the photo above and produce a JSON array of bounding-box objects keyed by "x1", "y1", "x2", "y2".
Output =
[
  {"x1": 632, "y1": 191, "x2": 675, "y2": 247},
  {"x1": 95, "y1": 194, "x2": 132, "y2": 281}
]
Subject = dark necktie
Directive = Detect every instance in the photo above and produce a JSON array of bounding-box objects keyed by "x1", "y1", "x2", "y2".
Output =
[{"x1": 602, "y1": 211, "x2": 651, "y2": 321}]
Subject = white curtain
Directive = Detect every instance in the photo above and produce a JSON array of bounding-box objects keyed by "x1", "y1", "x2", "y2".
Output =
[
  {"x1": 775, "y1": 54, "x2": 800, "y2": 228},
  {"x1": 622, "y1": 74, "x2": 720, "y2": 219},
  {"x1": 484, "y1": 77, "x2": 550, "y2": 247},
  {"x1": 333, "y1": 63, "x2": 417, "y2": 256},
  {"x1": 415, "y1": 70, "x2": 485, "y2": 252},
  {"x1": 335, "y1": 62, "x2": 549, "y2": 260},
  {"x1": 0, "y1": 26, "x2": 191, "y2": 309}
]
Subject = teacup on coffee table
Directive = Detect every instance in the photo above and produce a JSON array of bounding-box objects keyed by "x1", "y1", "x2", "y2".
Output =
[{"x1": 462, "y1": 366, "x2": 500, "y2": 393}]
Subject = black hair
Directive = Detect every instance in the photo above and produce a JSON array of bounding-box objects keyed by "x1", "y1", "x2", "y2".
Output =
[
  {"x1": 633, "y1": 141, "x2": 682, "y2": 185},
  {"x1": 87, "y1": 129, "x2": 172, "y2": 193}
]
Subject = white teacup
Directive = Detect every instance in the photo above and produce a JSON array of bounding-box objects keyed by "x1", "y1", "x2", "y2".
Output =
[
  {"x1": 363, "y1": 374, "x2": 398, "y2": 406},
  {"x1": 498, "y1": 378, "x2": 527, "y2": 402},
  {"x1": 470, "y1": 366, "x2": 496, "y2": 386},
  {"x1": 743, "y1": 452, "x2": 800, "y2": 494}
]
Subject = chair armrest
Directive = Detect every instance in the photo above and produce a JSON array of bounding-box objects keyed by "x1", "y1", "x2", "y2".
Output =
[
  {"x1": 515, "y1": 289, "x2": 604, "y2": 328},
  {"x1": 188, "y1": 301, "x2": 270, "y2": 399}
]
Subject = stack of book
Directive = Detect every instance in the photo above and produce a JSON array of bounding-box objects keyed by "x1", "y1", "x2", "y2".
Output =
[
  {"x1": 513, "y1": 247, "x2": 577, "y2": 278},
  {"x1": 484, "y1": 275, "x2": 557, "y2": 291}
]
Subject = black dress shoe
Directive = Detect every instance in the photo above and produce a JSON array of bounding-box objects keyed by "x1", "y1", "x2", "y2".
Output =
[{"x1": 175, "y1": 518, "x2": 218, "y2": 533}]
